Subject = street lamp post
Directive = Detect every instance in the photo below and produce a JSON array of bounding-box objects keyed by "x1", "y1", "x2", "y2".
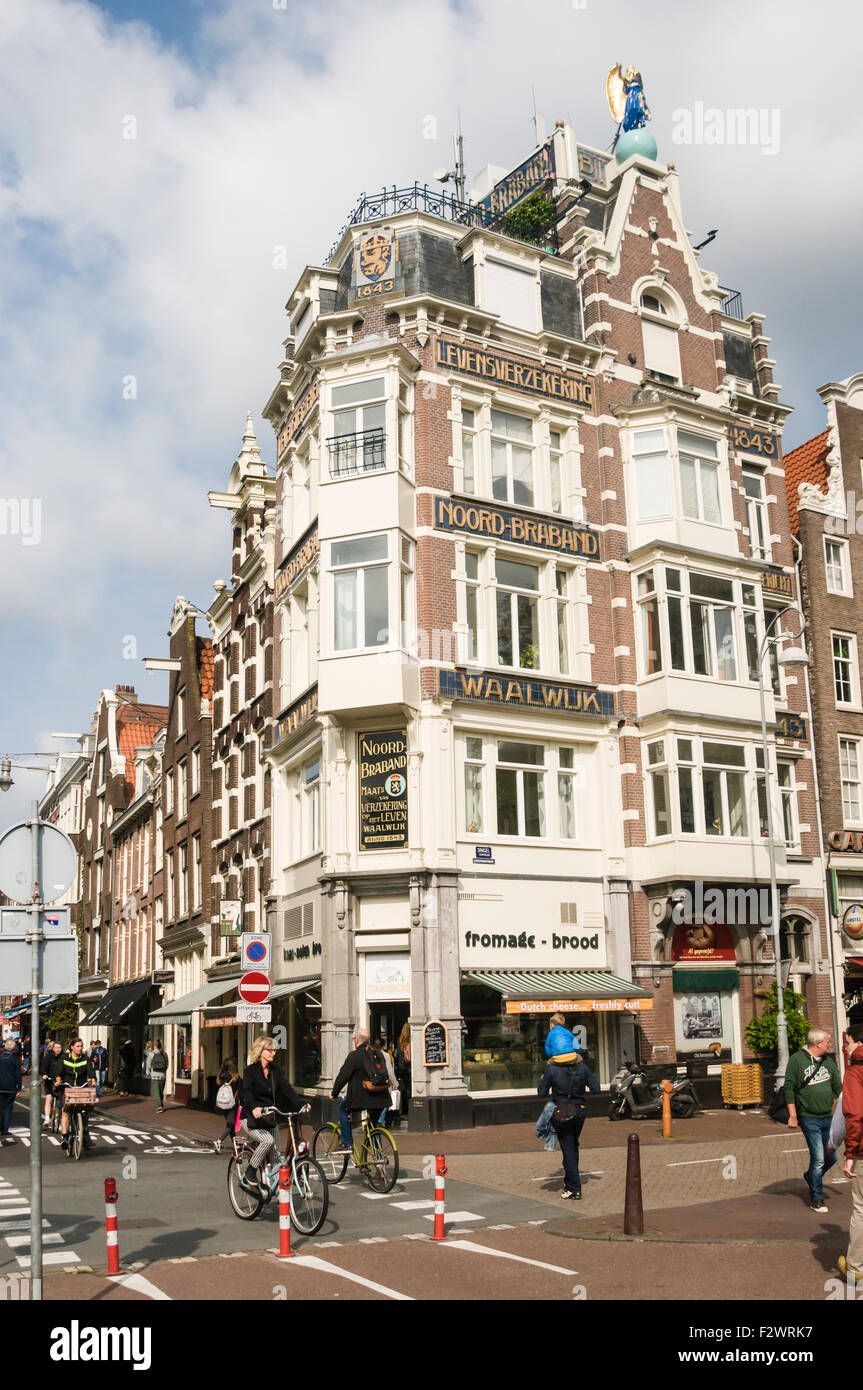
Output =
[{"x1": 756, "y1": 610, "x2": 810, "y2": 1093}]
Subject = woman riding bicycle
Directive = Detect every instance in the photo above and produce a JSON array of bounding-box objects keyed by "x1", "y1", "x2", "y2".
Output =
[{"x1": 239, "y1": 1035, "x2": 309, "y2": 1195}]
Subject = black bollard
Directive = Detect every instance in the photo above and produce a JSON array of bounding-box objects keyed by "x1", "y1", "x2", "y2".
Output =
[{"x1": 624, "y1": 1132, "x2": 644, "y2": 1236}]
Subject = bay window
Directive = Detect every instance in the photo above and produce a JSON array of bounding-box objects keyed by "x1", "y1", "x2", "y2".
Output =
[
  {"x1": 689, "y1": 573, "x2": 737, "y2": 681},
  {"x1": 646, "y1": 735, "x2": 795, "y2": 842},
  {"x1": 331, "y1": 534, "x2": 389, "y2": 651},
  {"x1": 632, "y1": 427, "x2": 671, "y2": 522},
  {"x1": 491, "y1": 410, "x2": 534, "y2": 506},
  {"x1": 679, "y1": 431, "x2": 721, "y2": 524},
  {"x1": 495, "y1": 558, "x2": 539, "y2": 669},
  {"x1": 329, "y1": 377, "x2": 386, "y2": 476},
  {"x1": 638, "y1": 569, "x2": 662, "y2": 675}
]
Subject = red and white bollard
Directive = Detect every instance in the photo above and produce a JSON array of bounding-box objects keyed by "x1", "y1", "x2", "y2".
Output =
[
  {"x1": 432, "y1": 1154, "x2": 447, "y2": 1241},
  {"x1": 104, "y1": 1178, "x2": 123, "y2": 1275},
  {"x1": 277, "y1": 1164, "x2": 294, "y2": 1259}
]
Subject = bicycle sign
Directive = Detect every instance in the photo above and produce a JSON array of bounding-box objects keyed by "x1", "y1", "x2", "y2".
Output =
[{"x1": 240, "y1": 932, "x2": 272, "y2": 972}]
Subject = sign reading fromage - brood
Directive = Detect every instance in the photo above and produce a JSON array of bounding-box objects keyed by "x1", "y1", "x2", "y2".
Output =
[{"x1": 359, "y1": 729, "x2": 409, "y2": 851}]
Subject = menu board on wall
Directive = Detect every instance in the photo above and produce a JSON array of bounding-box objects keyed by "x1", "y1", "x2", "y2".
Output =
[
  {"x1": 423, "y1": 1020, "x2": 449, "y2": 1068},
  {"x1": 358, "y1": 729, "x2": 408, "y2": 851}
]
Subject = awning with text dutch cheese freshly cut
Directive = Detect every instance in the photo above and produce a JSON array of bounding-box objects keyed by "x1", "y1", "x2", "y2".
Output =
[{"x1": 463, "y1": 969, "x2": 652, "y2": 1014}]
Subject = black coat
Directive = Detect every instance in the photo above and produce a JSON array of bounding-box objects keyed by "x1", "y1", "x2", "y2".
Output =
[
  {"x1": 0, "y1": 1052, "x2": 22, "y2": 1095},
  {"x1": 240, "y1": 1062, "x2": 303, "y2": 1130},
  {"x1": 538, "y1": 1061, "x2": 601, "y2": 1104},
  {"x1": 119, "y1": 1044, "x2": 136, "y2": 1073},
  {"x1": 332, "y1": 1045, "x2": 391, "y2": 1112}
]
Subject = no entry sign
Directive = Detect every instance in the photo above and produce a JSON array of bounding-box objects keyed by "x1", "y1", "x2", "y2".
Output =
[{"x1": 238, "y1": 971, "x2": 271, "y2": 1004}]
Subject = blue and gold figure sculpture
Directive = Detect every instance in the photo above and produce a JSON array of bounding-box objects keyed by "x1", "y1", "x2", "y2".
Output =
[{"x1": 607, "y1": 63, "x2": 657, "y2": 163}]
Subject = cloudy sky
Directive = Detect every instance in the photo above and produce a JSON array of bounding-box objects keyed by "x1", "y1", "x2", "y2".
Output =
[{"x1": 1, "y1": 0, "x2": 859, "y2": 825}]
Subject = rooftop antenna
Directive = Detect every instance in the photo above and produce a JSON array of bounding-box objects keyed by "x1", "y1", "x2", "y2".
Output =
[
  {"x1": 434, "y1": 111, "x2": 466, "y2": 203},
  {"x1": 531, "y1": 87, "x2": 547, "y2": 147}
]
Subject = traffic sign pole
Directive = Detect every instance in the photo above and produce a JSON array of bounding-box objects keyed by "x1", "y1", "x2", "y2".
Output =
[{"x1": 27, "y1": 800, "x2": 43, "y2": 1302}]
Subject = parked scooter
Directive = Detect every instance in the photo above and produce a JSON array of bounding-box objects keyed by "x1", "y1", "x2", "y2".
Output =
[{"x1": 608, "y1": 1063, "x2": 700, "y2": 1120}]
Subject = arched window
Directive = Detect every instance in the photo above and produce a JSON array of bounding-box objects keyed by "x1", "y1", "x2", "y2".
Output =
[
  {"x1": 779, "y1": 914, "x2": 810, "y2": 966},
  {"x1": 639, "y1": 288, "x2": 681, "y2": 382}
]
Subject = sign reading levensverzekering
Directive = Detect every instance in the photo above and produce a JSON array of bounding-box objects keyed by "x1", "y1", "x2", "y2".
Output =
[{"x1": 359, "y1": 730, "x2": 409, "y2": 851}]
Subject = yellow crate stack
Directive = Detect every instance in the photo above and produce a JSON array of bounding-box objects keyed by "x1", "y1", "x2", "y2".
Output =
[{"x1": 721, "y1": 1063, "x2": 764, "y2": 1107}]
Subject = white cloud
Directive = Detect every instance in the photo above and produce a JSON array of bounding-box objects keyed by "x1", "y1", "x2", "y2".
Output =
[{"x1": 0, "y1": 0, "x2": 860, "y2": 769}]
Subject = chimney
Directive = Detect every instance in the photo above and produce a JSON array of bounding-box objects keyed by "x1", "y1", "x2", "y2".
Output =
[{"x1": 115, "y1": 684, "x2": 138, "y2": 702}]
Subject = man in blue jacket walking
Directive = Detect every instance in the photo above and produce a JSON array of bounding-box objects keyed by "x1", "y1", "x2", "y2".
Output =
[{"x1": 538, "y1": 1056, "x2": 601, "y2": 1199}]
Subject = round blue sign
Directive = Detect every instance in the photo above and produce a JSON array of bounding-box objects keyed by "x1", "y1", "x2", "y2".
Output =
[{"x1": 247, "y1": 941, "x2": 266, "y2": 962}]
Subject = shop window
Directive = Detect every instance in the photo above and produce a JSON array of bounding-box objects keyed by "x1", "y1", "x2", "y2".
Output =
[{"x1": 461, "y1": 983, "x2": 601, "y2": 1092}]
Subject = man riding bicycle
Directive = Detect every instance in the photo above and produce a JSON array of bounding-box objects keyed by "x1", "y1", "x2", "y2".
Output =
[
  {"x1": 238, "y1": 1035, "x2": 309, "y2": 1195},
  {"x1": 56, "y1": 1038, "x2": 96, "y2": 1151},
  {"x1": 329, "y1": 1028, "x2": 393, "y2": 1152}
]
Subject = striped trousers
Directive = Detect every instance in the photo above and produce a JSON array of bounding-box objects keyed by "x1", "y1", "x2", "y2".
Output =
[{"x1": 242, "y1": 1124, "x2": 276, "y2": 1169}]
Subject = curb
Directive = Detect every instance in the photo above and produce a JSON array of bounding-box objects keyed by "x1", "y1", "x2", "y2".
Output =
[{"x1": 544, "y1": 1220, "x2": 814, "y2": 1245}]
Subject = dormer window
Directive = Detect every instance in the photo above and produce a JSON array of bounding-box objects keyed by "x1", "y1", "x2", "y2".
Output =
[{"x1": 639, "y1": 288, "x2": 681, "y2": 382}]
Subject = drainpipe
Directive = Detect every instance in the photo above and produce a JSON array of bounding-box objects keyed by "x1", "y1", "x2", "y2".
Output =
[{"x1": 792, "y1": 533, "x2": 839, "y2": 1044}]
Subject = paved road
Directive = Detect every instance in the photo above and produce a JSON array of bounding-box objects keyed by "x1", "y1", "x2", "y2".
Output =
[{"x1": 0, "y1": 1113, "x2": 555, "y2": 1277}]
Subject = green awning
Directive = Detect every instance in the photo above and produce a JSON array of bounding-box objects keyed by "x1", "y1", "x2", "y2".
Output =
[
  {"x1": 462, "y1": 969, "x2": 652, "y2": 999},
  {"x1": 148, "y1": 977, "x2": 240, "y2": 1023},
  {"x1": 672, "y1": 968, "x2": 740, "y2": 993}
]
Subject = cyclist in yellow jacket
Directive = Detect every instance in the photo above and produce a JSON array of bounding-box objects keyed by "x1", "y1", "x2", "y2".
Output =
[{"x1": 56, "y1": 1038, "x2": 96, "y2": 1151}]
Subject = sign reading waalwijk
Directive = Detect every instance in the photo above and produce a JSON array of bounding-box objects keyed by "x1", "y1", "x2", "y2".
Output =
[
  {"x1": 435, "y1": 495, "x2": 599, "y2": 559},
  {"x1": 439, "y1": 669, "x2": 615, "y2": 717},
  {"x1": 435, "y1": 338, "x2": 593, "y2": 409}
]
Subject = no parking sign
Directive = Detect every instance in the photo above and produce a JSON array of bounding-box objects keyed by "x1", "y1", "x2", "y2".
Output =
[{"x1": 240, "y1": 932, "x2": 272, "y2": 972}]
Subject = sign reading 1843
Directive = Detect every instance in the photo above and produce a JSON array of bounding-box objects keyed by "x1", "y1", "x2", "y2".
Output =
[{"x1": 359, "y1": 730, "x2": 409, "y2": 851}]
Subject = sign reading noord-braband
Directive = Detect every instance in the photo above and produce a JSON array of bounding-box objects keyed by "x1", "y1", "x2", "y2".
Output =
[{"x1": 359, "y1": 729, "x2": 408, "y2": 851}]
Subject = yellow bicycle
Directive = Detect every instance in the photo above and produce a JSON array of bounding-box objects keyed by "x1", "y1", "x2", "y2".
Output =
[{"x1": 312, "y1": 1113, "x2": 399, "y2": 1192}]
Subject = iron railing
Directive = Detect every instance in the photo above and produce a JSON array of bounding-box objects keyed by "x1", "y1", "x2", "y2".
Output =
[
  {"x1": 325, "y1": 183, "x2": 559, "y2": 263},
  {"x1": 327, "y1": 428, "x2": 386, "y2": 478},
  {"x1": 719, "y1": 286, "x2": 744, "y2": 320}
]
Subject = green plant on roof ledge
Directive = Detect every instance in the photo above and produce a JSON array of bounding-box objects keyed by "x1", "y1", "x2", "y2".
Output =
[{"x1": 500, "y1": 193, "x2": 557, "y2": 250}]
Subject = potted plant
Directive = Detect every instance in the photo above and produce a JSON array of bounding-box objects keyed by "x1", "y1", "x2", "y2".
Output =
[{"x1": 501, "y1": 193, "x2": 557, "y2": 250}]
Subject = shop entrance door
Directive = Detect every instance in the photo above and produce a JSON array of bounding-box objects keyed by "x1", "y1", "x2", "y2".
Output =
[{"x1": 368, "y1": 1002, "x2": 409, "y2": 1053}]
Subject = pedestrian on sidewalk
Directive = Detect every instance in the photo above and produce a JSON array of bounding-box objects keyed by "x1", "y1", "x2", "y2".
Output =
[
  {"x1": 214, "y1": 1058, "x2": 240, "y2": 1152},
  {"x1": 784, "y1": 1026, "x2": 842, "y2": 1213},
  {"x1": 393, "y1": 1021, "x2": 412, "y2": 1128},
  {"x1": 143, "y1": 1040, "x2": 155, "y2": 1080},
  {"x1": 89, "y1": 1040, "x2": 108, "y2": 1096},
  {"x1": 0, "y1": 1039, "x2": 22, "y2": 1145},
  {"x1": 42, "y1": 1041, "x2": 63, "y2": 1125},
  {"x1": 150, "y1": 1040, "x2": 169, "y2": 1111},
  {"x1": 538, "y1": 1054, "x2": 600, "y2": 1199},
  {"x1": 117, "y1": 1039, "x2": 137, "y2": 1095},
  {"x1": 838, "y1": 1021, "x2": 863, "y2": 1286}
]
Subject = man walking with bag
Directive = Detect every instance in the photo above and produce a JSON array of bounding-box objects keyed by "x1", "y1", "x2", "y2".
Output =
[
  {"x1": 784, "y1": 1027, "x2": 842, "y2": 1213},
  {"x1": 538, "y1": 1053, "x2": 600, "y2": 1199}
]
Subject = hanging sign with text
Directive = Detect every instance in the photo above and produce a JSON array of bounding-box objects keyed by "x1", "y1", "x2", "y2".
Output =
[{"x1": 359, "y1": 729, "x2": 409, "y2": 851}]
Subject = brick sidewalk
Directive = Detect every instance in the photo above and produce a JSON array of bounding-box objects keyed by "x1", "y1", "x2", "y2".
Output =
[{"x1": 64, "y1": 1084, "x2": 783, "y2": 1153}]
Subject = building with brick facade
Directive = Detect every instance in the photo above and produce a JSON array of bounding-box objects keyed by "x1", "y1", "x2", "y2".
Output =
[
  {"x1": 259, "y1": 117, "x2": 829, "y2": 1124},
  {"x1": 145, "y1": 598, "x2": 218, "y2": 1104},
  {"x1": 38, "y1": 734, "x2": 95, "y2": 918},
  {"x1": 785, "y1": 374, "x2": 863, "y2": 1029},
  {"x1": 77, "y1": 686, "x2": 167, "y2": 1077}
]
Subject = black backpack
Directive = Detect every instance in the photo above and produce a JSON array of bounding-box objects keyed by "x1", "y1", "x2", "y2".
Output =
[{"x1": 362, "y1": 1046, "x2": 390, "y2": 1092}]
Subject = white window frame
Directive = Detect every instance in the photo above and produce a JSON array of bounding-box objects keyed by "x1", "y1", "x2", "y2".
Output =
[
  {"x1": 458, "y1": 734, "x2": 583, "y2": 843},
  {"x1": 327, "y1": 376, "x2": 387, "y2": 479},
  {"x1": 330, "y1": 532, "x2": 391, "y2": 654},
  {"x1": 679, "y1": 431, "x2": 722, "y2": 525},
  {"x1": 840, "y1": 735, "x2": 863, "y2": 826},
  {"x1": 832, "y1": 630, "x2": 860, "y2": 708},
  {"x1": 631, "y1": 426, "x2": 672, "y2": 522},
  {"x1": 494, "y1": 556, "x2": 540, "y2": 672},
  {"x1": 640, "y1": 297, "x2": 682, "y2": 381},
  {"x1": 192, "y1": 834, "x2": 202, "y2": 911},
  {"x1": 644, "y1": 735, "x2": 770, "y2": 843},
  {"x1": 742, "y1": 465, "x2": 770, "y2": 560},
  {"x1": 482, "y1": 257, "x2": 540, "y2": 332},
  {"x1": 825, "y1": 537, "x2": 852, "y2": 596},
  {"x1": 176, "y1": 759, "x2": 187, "y2": 822},
  {"x1": 490, "y1": 408, "x2": 535, "y2": 508}
]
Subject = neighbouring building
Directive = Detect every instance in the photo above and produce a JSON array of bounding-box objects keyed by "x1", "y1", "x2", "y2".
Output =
[
  {"x1": 145, "y1": 598, "x2": 219, "y2": 1104},
  {"x1": 77, "y1": 685, "x2": 167, "y2": 1075},
  {"x1": 785, "y1": 374, "x2": 863, "y2": 1030},
  {"x1": 38, "y1": 732, "x2": 96, "y2": 922},
  {"x1": 259, "y1": 102, "x2": 829, "y2": 1127}
]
